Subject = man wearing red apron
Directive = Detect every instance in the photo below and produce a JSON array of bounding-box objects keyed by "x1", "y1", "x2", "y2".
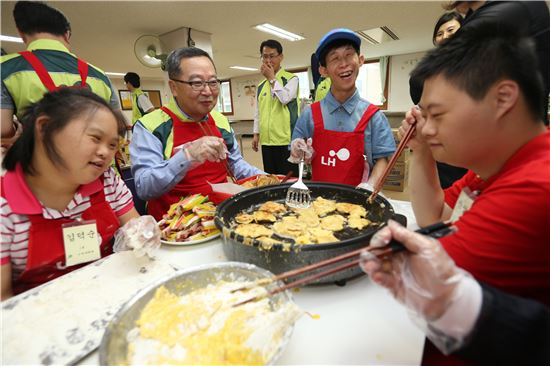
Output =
[
  {"x1": 129, "y1": 47, "x2": 262, "y2": 220},
  {"x1": 1, "y1": 1, "x2": 119, "y2": 149},
  {"x1": 290, "y1": 29, "x2": 396, "y2": 187}
]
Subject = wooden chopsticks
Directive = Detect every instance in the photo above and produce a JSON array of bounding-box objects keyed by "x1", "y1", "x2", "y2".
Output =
[
  {"x1": 368, "y1": 122, "x2": 417, "y2": 203},
  {"x1": 232, "y1": 220, "x2": 455, "y2": 307},
  {"x1": 197, "y1": 121, "x2": 238, "y2": 183}
]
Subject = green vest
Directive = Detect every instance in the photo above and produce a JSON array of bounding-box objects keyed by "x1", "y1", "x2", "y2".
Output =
[
  {"x1": 137, "y1": 98, "x2": 234, "y2": 160},
  {"x1": 257, "y1": 68, "x2": 299, "y2": 146},
  {"x1": 1, "y1": 39, "x2": 114, "y2": 119},
  {"x1": 314, "y1": 77, "x2": 332, "y2": 102},
  {"x1": 131, "y1": 88, "x2": 146, "y2": 124}
]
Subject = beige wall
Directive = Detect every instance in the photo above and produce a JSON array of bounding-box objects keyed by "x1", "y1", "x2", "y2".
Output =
[{"x1": 387, "y1": 51, "x2": 426, "y2": 112}]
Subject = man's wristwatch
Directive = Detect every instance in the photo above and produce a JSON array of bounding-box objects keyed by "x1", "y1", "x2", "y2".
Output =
[{"x1": 269, "y1": 79, "x2": 276, "y2": 85}]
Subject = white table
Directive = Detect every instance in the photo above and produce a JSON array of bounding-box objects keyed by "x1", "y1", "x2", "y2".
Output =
[{"x1": 7, "y1": 200, "x2": 426, "y2": 365}]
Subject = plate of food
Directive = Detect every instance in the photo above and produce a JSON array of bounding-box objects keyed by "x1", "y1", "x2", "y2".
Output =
[{"x1": 158, "y1": 194, "x2": 221, "y2": 246}]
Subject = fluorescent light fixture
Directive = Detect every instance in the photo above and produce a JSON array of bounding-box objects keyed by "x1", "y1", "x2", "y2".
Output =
[
  {"x1": 105, "y1": 72, "x2": 126, "y2": 77},
  {"x1": 1, "y1": 35, "x2": 24, "y2": 43},
  {"x1": 356, "y1": 26, "x2": 399, "y2": 45},
  {"x1": 230, "y1": 66, "x2": 258, "y2": 71},
  {"x1": 253, "y1": 23, "x2": 304, "y2": 42}
]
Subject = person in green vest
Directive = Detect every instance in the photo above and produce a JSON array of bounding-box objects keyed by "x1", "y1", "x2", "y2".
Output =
[
  {"x1": 252, "y1": 39, "x2": 299, "y2": 176},
  {"x1": 314, "y1": 76, "x2": 332, "y2": 102},
  {"x1": 124, "y1": 72, "x2": 155, "y2": 124},
  {"x1": 1, "y1": 1, "x2": 120, "y2": 151}
]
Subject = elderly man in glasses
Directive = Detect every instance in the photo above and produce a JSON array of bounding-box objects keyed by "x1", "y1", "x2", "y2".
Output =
[
  {"x1": 130, "y1": 47, "x2": 263, "y2": 220},
  {"x1": 252, "y1": 39, "x2": 300, "y2": 177}
]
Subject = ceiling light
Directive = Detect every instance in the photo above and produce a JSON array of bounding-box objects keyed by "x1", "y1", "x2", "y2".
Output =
[
  {"x1": 1, "y1": 35, "x2": 24, "y2": 43},
  {"x1": 356, "y1": 26, "x2": 399, "y2": 45},
  {"x1": 230, "y1": 66, "x2": 258, "y2": 71},
  {"x1": 253, "y1": 23, "x2": 304, "y2": 42},
  {"x1": 105, "y1": 72, "x2": 126, "y2": 77}
]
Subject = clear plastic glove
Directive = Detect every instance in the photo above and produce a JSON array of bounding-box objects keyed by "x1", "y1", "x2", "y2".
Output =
[
  {"x1": 360, "y1": 220, "x2": 474, "y2": 354},
  {"x1": 113, "y1": 215, "x2": 161, "y2": 258},
  {"x1": 288, "y1": 137, "x2": 314, "y2": 164},
  {"x1": 182, "y1": 136, "x2": 228, "y2": 164}
]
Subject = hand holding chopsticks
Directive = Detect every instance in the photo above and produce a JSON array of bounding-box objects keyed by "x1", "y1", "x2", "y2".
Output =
[
  {"x1": 196, "y1": 121, "x2": 238, "y2": 183},
  {"x1": 361, "y1": 220, "x2": 470, "y2": 326},
  {"x1": 233, "y1": 220, "x2": 455, "y2": 307}
]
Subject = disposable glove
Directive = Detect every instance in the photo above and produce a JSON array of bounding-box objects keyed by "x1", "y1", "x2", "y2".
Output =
[
  {"x1": 113, "y1": 215, "x2": 161, "y2": 258},
  {"x1": 359, "y1": 220, "x2": 477, "y2": 354},
  {"x1": 288, "y1": 137, "x2": 314, "y2": 164},
  {"x1": 182, "y1": 136, "x2": 228, "y2": 164}
]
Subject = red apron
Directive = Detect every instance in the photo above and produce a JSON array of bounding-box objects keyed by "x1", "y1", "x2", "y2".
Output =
[
  {"x1": 18, "y1": 50, "x2": 88, "y2": 91},
  {"x1": 146, "y1": 107, "x2": 228, "y2": 220},
  {"x1": 10, "y1": 185, "x2": 119, "y2": 294},
  {"x1": 311, "y1": 101, "x2": 379, "y2": 185}
]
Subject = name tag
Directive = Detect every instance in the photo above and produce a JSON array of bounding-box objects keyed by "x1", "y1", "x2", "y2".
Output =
[
  {"x1": 450, "y1": 188, "x2": 477, "y2": 223},
  {"x1": 62, "y1": 220, "x2": 101, "y2": 267}
]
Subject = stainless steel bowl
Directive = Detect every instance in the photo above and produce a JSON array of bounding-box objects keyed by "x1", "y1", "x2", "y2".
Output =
[{"x1": 99, "y1": 262, "x2": 296, "y2": 365}]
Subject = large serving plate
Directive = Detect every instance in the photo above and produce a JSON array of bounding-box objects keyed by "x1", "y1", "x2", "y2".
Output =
[
  {"x1": 99, "y1": 262, "x2": 297, "y2": 366},
  {"x1": 160, "y1": 232, "x2": 220, "y2": 246}
]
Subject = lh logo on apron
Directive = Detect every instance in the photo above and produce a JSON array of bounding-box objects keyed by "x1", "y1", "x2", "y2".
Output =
[{"x1": 321, "y1": 148, "x2": 350, "y2": 167}]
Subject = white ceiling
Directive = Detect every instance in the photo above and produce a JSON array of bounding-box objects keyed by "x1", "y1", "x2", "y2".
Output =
[{"x1": 1, "y1": 1, "x2": 449, "y2": 80}]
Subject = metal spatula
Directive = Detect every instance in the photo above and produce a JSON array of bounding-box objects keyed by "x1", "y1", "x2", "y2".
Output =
[{"x1": 285, "y1": 156, "x2": 311, "y2": 208}]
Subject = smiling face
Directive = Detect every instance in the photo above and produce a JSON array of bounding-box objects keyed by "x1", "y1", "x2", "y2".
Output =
[
  {"x1": 51, "y1": 107, "x2": 120, "y2": 185},
  {"x1": 169, "y1": 56, "x2": 219, "y2": 121},
  {"x1": 319, "y1": 44, "x2": 364, "y2": 100},
  {"x1": 434, "y1": 19, "x2": 461, "y2": 45},
  {"x1": 418, "y1": 74, "x2": 496, "y2": 168}
]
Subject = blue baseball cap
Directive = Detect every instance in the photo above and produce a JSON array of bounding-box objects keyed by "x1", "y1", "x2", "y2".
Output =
[{"x1": 315, "y1": 28, "x2": 361, "y2": 64}]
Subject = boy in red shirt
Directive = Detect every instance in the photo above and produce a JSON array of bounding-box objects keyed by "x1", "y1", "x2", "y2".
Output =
[{"x1": 401, "y1": 24, "x2": 550, "y2": 305}]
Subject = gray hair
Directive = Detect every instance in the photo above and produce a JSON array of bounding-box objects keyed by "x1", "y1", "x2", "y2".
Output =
[{"x1": 166, "y1": 47, "x2": 215, "y2": 79}]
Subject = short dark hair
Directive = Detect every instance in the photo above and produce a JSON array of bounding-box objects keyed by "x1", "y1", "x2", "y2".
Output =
[
  {"x1": 411, "y1": 23, "x2": 545, "y2": 121},
  {"x1": 165, "y1": 47, "x2": 215, "y2": 80},
  {"x1": 3, "y1": 88, "x2": 127, "y2": 174},
  {"x1": 13, "y1": 1, "x2": 71, "y2": 36},
  {"x1": 124, "y1": 72, "x2": 140, "y2": 88},
  {"x1": 432, "y1": 11, "x2": 463, "y2": 45},
  {"x1": 318, "y1": 39, "x2": 360, "y2": 67},
  {"x1": 260, "y1": 39, "x2": 283, "y2": 55}
]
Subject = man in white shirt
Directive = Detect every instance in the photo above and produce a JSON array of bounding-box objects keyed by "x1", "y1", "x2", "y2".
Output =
[{"x1": 252, "y1": 39, "x2": 299, "y2": 176}]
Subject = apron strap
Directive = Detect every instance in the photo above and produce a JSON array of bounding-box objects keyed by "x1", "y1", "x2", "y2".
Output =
[
  {"x1": 354, "y1": 104, "x2": 379, "y2": 133},
  {"x1": 160, "y1": 106, "x2": 181, "y2": 123},
  {"x1": 77, "y1": 58, "x2": 88, "y2": 88},
  {"x1": 311, "y1": 101, "x2": 325, "y2": 132},
  {"x1": 19, "y1": 51, "x2": 57, "y2": 92},
  {"x1": 19, "y1": 51, "x2": 89, "y2": 91}
]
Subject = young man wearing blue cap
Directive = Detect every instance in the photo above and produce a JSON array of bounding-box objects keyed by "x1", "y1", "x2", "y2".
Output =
[{"x1": 290, "y1": 29, "x2": 395, "y2": 188}]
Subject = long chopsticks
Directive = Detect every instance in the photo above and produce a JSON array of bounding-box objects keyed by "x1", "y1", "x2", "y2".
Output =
[
  {"x1": 197, "y1": 121, "x2": 238, "y2": 183},
  {"x1": 368, "y1": 122, "x2": 417, "y2": 203},
  {"x1": 233, "y1": 220, "x2": 454, "y2": 307}
]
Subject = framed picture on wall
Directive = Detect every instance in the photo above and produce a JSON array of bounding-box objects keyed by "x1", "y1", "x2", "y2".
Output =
[
  {"x1": 118, "y1": 90, "x2": 163, "y2": 110},
  {"x1": 118, "y1": 90, "x2": 132, "y2": 110}
]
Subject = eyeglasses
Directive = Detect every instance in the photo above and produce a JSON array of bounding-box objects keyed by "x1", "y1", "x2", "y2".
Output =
[
  {"x1": 170, "y1": 78, "x2": 221, "y2": 91},
  {"x1": 261, "y1": 53, "x2": 280, "y2": 61}
]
